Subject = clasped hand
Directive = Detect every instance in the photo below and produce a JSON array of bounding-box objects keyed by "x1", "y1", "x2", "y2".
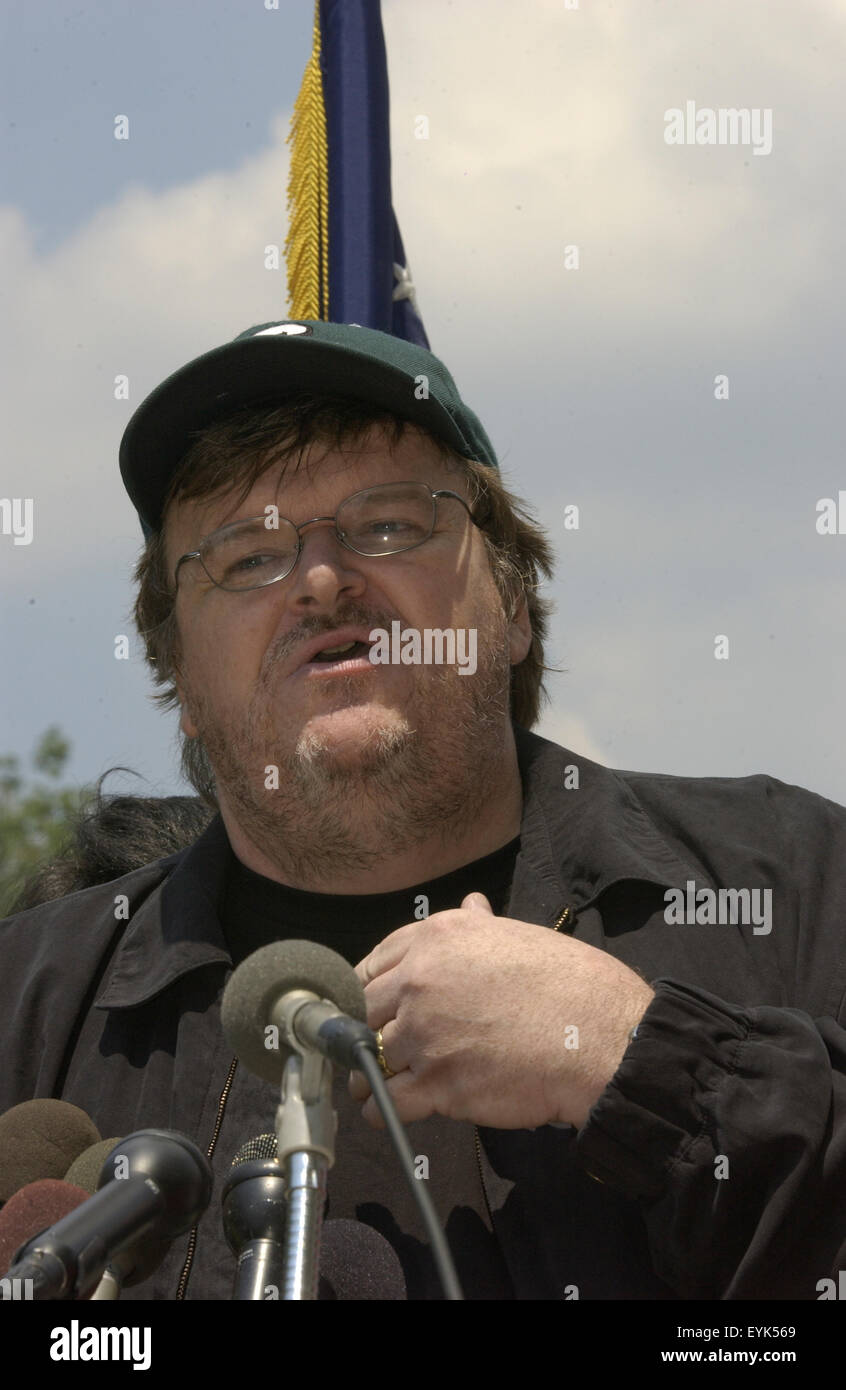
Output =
[{"x1": 348, "y1": 892, "x2": 654, "y2": 1131}]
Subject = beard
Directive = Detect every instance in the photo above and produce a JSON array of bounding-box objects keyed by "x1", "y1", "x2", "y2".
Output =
[{"x1": 180, "y1": 600, "x2": 514, "y2": 887}]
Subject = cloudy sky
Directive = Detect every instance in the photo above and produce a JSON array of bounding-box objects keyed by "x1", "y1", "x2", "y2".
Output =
[{"x1": 1, "y1": 0, "x2": 845, "y2": 809}]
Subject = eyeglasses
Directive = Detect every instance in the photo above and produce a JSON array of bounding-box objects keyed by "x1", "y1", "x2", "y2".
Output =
[{"x1": 174, "y1": 481, "x2": 478, "y2": 592}]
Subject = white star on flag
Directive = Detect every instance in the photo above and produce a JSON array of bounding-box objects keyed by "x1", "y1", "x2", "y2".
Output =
[{"x1": 392, "y1": 261, "x2": 420, "y2": 311}]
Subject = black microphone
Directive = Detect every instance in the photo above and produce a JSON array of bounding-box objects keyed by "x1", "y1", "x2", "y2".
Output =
[
  {"x1": 5, "y1": 1130, "x2": 213, "y2": 1300},
  {"x1": 221, "y1": 1137, "x2": 407, "y2": 1301},
  {"x1": 222, "y1": 1135, "x2": 288, "y2": 1301},
  {"x1": 221, "y1": 939, "x2": 373, "y2": 1083},
  {"x1": 62, "y1": 1140, "x2": 172, "y2": 1297}
]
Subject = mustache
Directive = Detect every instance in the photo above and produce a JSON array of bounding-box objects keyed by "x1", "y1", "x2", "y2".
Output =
[{"x1": 261, "y1": 603, "x2": 401, "y2": 678}]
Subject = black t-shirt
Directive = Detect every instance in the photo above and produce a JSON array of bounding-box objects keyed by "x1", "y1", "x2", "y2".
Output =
[
  {"x1": 219, "y1": 837, "x2": 521, "y2": 1299},
  {"x1": 222, "y1": 835, "x2": 521, "y2": 967}
]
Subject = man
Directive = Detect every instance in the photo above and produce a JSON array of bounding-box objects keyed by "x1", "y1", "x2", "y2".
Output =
[{"x1": 2, "y1": 320, "x2": 845, "y2": 1300}]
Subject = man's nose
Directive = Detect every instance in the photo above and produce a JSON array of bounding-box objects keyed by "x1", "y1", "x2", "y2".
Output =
[{"x1": 284, "y1": 520, "x2": 368, "y2": 608}]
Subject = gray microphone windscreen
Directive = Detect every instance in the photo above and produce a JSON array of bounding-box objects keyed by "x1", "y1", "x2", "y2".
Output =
[
  {"x1": 0, "y1": 1100, "x2": 101, "y2": 1201},
  {"x1": 221, "y1": 940, "x2": 367, "y2": 1083}
]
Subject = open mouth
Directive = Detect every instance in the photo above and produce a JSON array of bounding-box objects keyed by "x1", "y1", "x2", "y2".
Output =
[{"x1": 309, "y1": 639, "x2": 372, "y2": 664}]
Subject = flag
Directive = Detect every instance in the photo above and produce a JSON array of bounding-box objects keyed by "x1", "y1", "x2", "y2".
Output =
[{"x1": 286, "y1": 0, "x2": 429, "y2": 346}]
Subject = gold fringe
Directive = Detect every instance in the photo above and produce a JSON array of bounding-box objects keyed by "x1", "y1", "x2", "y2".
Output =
[{"x1": 285, "y1": 0, "x2": 329, "y2": 320}]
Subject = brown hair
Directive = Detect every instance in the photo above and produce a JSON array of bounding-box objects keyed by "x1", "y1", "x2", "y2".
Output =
[{"x1": 133, "y1": 396, "x2": 556, "y2": 807}]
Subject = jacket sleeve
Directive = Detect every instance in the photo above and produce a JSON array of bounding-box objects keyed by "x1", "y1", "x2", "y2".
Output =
[
  {"x1": 574, "y1": 977, "x2": 846, "y2": 1298},
  {"x1": 574, "y1": 776, "x2": 846, "y2": 1300}
]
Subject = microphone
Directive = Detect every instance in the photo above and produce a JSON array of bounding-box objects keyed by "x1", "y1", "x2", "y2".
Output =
[
  {"x1": 222, "y1": 942, "x2": 463, "y2": 1301},
  {"x1": 64, "y1": 1139, "x2": 123, "y2": 1195},
  {"x1": 221, "y1": 1135, "x2": 408, "y2": 1301},
  {"x1": 55, "y1": 1139, "x2": 173, "y2": 1299},
  {"x1": 222, "y1": 1135, "x2": 287, "y2": 1301},
  {"x1": 221, "y1": 944, "x2": 374, "y2": 1300},
  {"x1": 0, "y1": 1180, "x2": 90, "y2": 1281},
  {"x1": 5, "y1": 1130, "x2": 213, "y2": 1300},
  {"x1": 221, "y1": 939, "x2": 372, "y2": 1083},
  {"x1": 0, "y1": 1101, "x2": 100, "y2": 1202},
  {"x1": 319, "y1": 1220, "x2": 407, "y2": 1300}
]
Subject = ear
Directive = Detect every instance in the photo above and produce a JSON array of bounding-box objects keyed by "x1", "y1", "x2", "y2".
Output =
[
  {"x1": 179, "y1": 706, "x2": 199, "y2": 740},
  {"x1": 174, "y1": 675, "x2": 199, "y2": 739},
  {"x1": 508, "y1": 594, "x2": 533, "y2": 666}
]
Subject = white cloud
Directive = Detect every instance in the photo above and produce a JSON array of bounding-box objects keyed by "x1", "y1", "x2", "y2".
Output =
[
  {"x1": 0, "y1": 114, "x2": 295, "y2": 577},
  {"x1": 535, "y1": 707, "x2": 609, "y2": 767},
  {"x1": 1, "y1": 0, "x2": 844, "y2": 803},
  {"x1": 383, "y1": 0, "x2": 846, "y2": 359}
]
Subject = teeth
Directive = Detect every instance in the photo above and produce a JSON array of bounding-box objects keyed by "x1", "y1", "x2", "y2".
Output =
[{"x1": 319, "y1": 641, "x2": 357, "y2": 656}]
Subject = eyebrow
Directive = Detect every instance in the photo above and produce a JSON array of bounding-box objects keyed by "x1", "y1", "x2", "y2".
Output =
[{"x1": 198, "y1": 514, "x2": 277, "y2": 546}]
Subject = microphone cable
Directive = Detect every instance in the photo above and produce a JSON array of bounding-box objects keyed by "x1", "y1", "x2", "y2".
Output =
[{"x1": 351, "y1": 1039, "x2": 463, "y2": 1301}]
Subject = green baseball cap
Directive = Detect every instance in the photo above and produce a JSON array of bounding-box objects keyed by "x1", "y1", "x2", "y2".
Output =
[{"x1": 119, "y1": 319, "x2": 499, "y2": 538}]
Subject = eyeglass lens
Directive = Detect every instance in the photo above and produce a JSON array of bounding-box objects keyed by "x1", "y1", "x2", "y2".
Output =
[{"x1": 201, "y1": 483, "x2": 438, "y2": 590}]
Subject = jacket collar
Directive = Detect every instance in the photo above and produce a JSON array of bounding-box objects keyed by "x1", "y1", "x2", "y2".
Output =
[
  {"x1": 95, "y1": 813, "x2": 233, "y2": 1009},
  {"x1": 508, "y1": 724, "x2": 701, "y2": 921},
  {"x1": 96, "y1": 725, "x2": 700, "y2": 1009}
]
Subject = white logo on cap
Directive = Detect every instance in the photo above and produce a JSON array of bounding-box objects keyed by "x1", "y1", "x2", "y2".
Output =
[{"x1": 253, "y1": 323, "x2": 311, "y2": 337}]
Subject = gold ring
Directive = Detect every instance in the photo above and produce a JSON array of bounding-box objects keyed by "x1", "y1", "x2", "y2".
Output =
[{"x1": 375, "y1": 1028, "x2": 396, "y2": 1079}]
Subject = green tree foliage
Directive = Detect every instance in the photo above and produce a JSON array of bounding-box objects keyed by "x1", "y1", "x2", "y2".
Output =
[{"x1": 0, "y1": 728, "x2": 92, "y2": 916}]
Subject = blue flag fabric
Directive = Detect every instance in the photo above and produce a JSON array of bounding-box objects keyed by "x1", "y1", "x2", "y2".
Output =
[{"x1": 318, "y1": 0, "x2": 430, "y2": 346}]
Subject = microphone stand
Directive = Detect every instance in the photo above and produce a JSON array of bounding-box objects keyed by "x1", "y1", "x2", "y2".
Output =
[
  {"x1": 88, "y1": 1270, "x2": 121, "y2": 1299},
  {"x1": 273, "y1": 992, "x2": 337, "y2": 1301}
]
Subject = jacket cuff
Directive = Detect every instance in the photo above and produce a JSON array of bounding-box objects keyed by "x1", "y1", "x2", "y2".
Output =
[{"x1": 574, "y1": 977, "x2": 751, "y2": 1200}]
